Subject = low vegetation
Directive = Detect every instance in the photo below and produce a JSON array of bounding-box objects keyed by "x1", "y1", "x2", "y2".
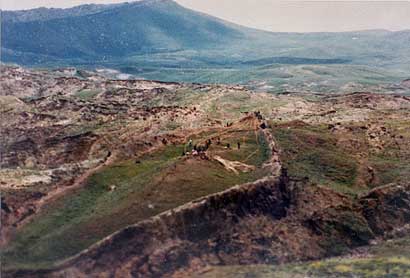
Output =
[
  {"x1": 272, "y1": 122, "x2": 360, "y2": 195},
  {"x1": 197, "y1": 237, "x2": 410, "y2": 278},
  {"x1": 271, "y1": 120, "x2": 410, "y2": 195},
  {"x1": 2, "y1": 128, "x2": 271, "y2": 270}
]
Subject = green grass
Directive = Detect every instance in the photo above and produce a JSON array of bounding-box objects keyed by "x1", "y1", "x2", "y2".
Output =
[
  {"x1": 74, "y1": 89, "x2": 100, "y2": 100},
  {"x1": 207, "y1": 130, "x2": 270, "y2": 167},
  {"x1": 2, "y1": 148, "x2": 178, "y2": 270},
  {"x1": 369, "y1": 154, "x2": 410, "y2": 186},
  {"x1": 298, "y1": 256, "x2": 410, "y2": 278},
  {"x1": 272, "y1": 120, "x2": 410, "y2": 194},
  {"x1": 365, "y1": 119, "x2": 410, "y2": 187},
  {"x1": 298, "y1": 237, "x2": 410, "y2": 278},
  {"x1": 3, "y1": 130, "x2": 271, "y2": 271},
  {"x1": 288, "y1": 236, "x2": 410, "y2": 278},
  {"x1": 196, "y1": 237, "x2": 410, "y2": 278},
  {"x1": 272, "y1": 123, "x2": 360, "y2": 195}
]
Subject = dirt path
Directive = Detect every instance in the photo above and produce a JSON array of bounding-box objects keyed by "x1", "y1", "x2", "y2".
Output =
[{"x1": 213, "y1": 155, "x2": 255, "y2": 174}]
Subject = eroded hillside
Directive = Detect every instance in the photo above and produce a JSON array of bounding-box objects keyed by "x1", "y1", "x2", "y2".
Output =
[{"x1": 1, "y1": 66, "x2": 410, "y2": 277}]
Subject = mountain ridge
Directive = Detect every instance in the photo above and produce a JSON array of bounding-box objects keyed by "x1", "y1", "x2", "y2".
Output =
[
  {"x1": 1, "y1": 0, "x2": 170, "y2": 22},
  {"x1": 2, "y1": 1, "x2": 410, "y2": 34},
  {"x1": 2, "y1": 0, "x2": 410, "y2": 64},
  {"x1": 1, "y1": 0, "x2": 409, "y2": 91},
  {"x1": 1, "y1": 0, "x2": 245, "y2": 60}
]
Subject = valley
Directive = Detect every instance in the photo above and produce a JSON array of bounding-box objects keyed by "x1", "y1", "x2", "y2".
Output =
[
  {"x1": 1, "y1": 1, "x2": 410, "y2": 277},
  {"x1": 2, "y1": 0, "x2": 410, "y2": 93},
  {"x1": 1, "y1": 65, "x2": 410, "y2": 277}
]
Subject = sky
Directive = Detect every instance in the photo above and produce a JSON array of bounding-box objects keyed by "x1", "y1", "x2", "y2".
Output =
[{"x1": 1, "y1": 0, "x2": 410, "y2": 32}]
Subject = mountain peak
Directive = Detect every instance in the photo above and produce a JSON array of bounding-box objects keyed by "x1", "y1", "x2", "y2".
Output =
[
  {"x1": 1, "y1": 0, "x2": 178, "y2": 23},
  {"x1": 1, "y1": 0, "x2": 243, "y2": 62}
]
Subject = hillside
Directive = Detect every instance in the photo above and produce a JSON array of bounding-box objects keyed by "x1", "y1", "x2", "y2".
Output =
[
  {"x1": 1, "y1": 0, "x2": 244, "y2": 62},
  {"x1": 2, "y1": 0, "x2": 410, "y2": 276},
  {"x1": 1, "y1": 66, "x2": 410, "y2": 277},
  {"x1": 2, "y1": 0, "x2": 410, "y2": 93},
  {"x1": 2, "y1": 0, "x2": 410, "y2": 66}
]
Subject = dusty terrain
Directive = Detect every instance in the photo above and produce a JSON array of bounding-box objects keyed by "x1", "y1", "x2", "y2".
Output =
[{"x1": 1, "y1": 65, "x2": 410, "y2": 277}]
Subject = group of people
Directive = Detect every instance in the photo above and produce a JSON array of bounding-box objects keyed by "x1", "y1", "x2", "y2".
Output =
[
  {"x1": 254, "y1": 111, "x2": 264, "y2": 120},
  {"x1": 179, "y1": 111, "x2": 268, "y2": 158},
  {"x1": 183, "y1": 137, "x2": 241, "y2": 157}
]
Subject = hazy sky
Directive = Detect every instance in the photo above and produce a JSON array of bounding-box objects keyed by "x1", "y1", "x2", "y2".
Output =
[{"x1": 1, "y1": 0, "x2": 410, "y2": 32}]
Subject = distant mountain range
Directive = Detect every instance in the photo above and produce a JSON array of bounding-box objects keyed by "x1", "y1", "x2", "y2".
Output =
[
  {"x1": 1, "y1": 0, "x2": 410, "y2": 91},
  {"x1": 1, "y1": 0, "x2": 244, "y2": 63}
]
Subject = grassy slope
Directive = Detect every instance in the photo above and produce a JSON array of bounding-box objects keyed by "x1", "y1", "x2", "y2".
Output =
[
  {"x1": 271, "y1": 122, "x2": 361, "y2": 195},
  {"x1": 271, "y1": 120, "x2": 410, "y2": 195},
  {"x1": 367, "y1": 118, "x2": 410, "y2": 187},
  {"x1": 115, "y1": 63, "x2": 409, "y2": 94},
  {"x1": 190, "y1": 112, "x2": 410, "y2": 278},
  {"x1": 2, "y1": 128, "x2": 271, "y2": 270},
  {"x1": 196, "y1": 237, "x2": 410, "y2": 278},
  {"x1": 296, "y1": 237, "x2": 410, "y2": 278}
]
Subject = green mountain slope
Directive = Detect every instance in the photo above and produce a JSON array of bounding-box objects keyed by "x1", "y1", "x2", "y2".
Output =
[
  {"x1": 1, "y1": 0, "x2": 243, "y2": 62},
  {"x1": 1, "y1": 0, "x2": 409, "y2": 91}
]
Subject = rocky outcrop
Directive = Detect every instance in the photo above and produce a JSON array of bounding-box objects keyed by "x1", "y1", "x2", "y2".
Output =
[
  {"x1": 7, "y1": 174, "x2": 410, "y2": 278},
  {"x1": 1, "y1": 128, "x2": 99, "y2": 169},
  {"x1": 2, "y1": 67, "x2": 410, "y2": 278},
  {"x1": 360, "y1": 183, "x2": 410, "y2": 235},
  {"x1": 7, "y1": 173, "x2": 291, "y2": 278}
]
